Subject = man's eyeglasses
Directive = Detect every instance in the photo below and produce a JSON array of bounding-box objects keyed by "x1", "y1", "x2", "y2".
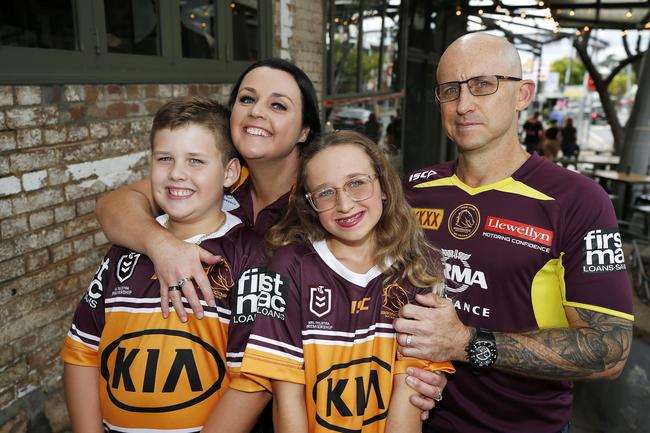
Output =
[
  {"x1": 434, "y1": 75, "x2": 522, "y2": 103},
  {"x1": 305, "y1": 174, "x2": 378, "y2": 212}
]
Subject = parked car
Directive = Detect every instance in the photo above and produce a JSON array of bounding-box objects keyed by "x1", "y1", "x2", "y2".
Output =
[
  {"x1": 591, "y1": 104, "x2": 607, "y2": 124},
  {"x1": 332, "y1": 107, "x2": 371, "y2": 131}
]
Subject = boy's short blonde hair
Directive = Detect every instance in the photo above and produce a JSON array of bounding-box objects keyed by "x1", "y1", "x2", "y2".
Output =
[{"x1": 150, "y1": 96, "x2": 236, "y2": 164}]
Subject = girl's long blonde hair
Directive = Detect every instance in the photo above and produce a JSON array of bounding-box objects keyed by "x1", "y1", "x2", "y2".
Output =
[{"x1": 266, "y1": 130, "x2": 443, "y2": 292}]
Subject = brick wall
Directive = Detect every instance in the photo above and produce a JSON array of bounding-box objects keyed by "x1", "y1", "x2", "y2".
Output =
[{"x1": 0, "y1": 2, "x2": 323, "y2": 432}]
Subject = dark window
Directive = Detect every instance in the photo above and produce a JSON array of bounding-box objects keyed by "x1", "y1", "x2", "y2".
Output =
[
  {"x1": 0, "y1": 0, "x2": 77, "y2": 50},
  {"x1": 105, "y1": 0, "x2": 161, "y2": 55},
  {"x1": 230, "y1": 1, "x2": 259, "y2": 61},
  {"x1": 180, "y1": 0, "x2": 216, "y2": 59},
  {"x1": 332, "y1": 0, "x2": 360, "y2": 94}
]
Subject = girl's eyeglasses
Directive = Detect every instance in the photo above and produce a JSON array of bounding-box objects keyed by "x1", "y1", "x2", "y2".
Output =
[{"x1": 305, "y1": 174, "x2": 378, "y2": 212}]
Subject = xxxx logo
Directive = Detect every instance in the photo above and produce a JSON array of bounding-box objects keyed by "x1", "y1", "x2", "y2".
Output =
[{"x1": 412, "y1": 208, "x2": 444, "y2": 230}]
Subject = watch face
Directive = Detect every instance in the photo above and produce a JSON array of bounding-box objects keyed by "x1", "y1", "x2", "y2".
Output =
[{"x1": 471, "y1": 341, "x2": 497, "y2": 368}]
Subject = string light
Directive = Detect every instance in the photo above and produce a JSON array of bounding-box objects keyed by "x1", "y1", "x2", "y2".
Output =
[
  {"x1": 455, "y1": 6, "x2": 462, "y2": 16},
  {"x1": 538, "y1": 1, "x2": 545, "y2": 6},
  {"x1": 583, "y1": 25, "x2": 590, "y2": 32},
  {"x1": 478, "y1": 9, "x2": 484, "y2": 15},
  {"x1": 520, "y1": 12, "x2": 527, "y2": 18},
  {"x1": 496, "y1": 4, "x2": 502, "y2": 12},
  {"x1": 621, "y1": 29, "x2": 628, "y2": 36},
  {"x1": 229, "y1": 2, "x2": 236, "y2": 9},
  {"x1": 569, "y1": 9, "x2": 575, "y2": 16},
  {"x1": 189, "y1": 12, "x2": 196, "y2": 20},
  {"x1": 645, "y1": 22, "x2": 650, "y2": 29},
  {"x1": 625, "y1": 9, "x2": 633, "y2": 18},
  {"x1": 575, "y1": 29, "x2": 581, "y2": 36},
  {"x1": 334, "y1": 17, "x2": 340, "y2": 23}
]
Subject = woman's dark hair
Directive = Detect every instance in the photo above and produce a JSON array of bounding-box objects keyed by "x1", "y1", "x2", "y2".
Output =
[{"x1": 228, "y1": 58, "x2": 321, "y2": 145}]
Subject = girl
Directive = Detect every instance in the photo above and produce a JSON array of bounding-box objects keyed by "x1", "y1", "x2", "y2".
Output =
[{"x1": 237, "y1": 131, "x2": 454, "y2": 433}]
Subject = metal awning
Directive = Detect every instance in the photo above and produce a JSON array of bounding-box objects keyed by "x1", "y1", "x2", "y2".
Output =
[{"x1": 549, "y1": 1, "x2": 650, "y2": 30}]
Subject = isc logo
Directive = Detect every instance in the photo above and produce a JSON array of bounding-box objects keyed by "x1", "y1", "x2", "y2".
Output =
[
  {"x1": 408, "y1": 170, "x2": 437, "y2": 182},
  {"x1": 100, "y1": 329, "x2": 225, "y2": 412},
  {"x1": 313, "y1": 357, "x2": 391, "y2": 430}
]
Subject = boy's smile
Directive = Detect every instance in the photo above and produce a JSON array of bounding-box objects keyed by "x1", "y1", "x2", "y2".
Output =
[{"x1": 151, "y1": 124, "x2": 239, "y2": 239}]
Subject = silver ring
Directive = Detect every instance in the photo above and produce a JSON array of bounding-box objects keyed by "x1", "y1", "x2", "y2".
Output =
[
  {"x1": 406, "y1": 334, "x2": 412, "y2": 346},
  {"x1": 176, "y1": 276, "x2": 190, "y2": 289},
  {"x1": 434, "y1": 388, "x2": 443, "y2": 402},
  {"x1": 168, "y1": 285, "x2": 181, "y2": 292}
]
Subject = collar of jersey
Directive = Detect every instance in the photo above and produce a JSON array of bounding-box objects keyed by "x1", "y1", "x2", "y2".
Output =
[
  {"x1": 229, "y1": 165, "x2": 297, "y2": 205},
  {"x1": 312, "y1": 239, "x2": 385, "y2": 288},
  {"x1": 155, "y1": 211, "x2": 243, "y2": 243},
  {"x1": 449, "y1": 174, "x2": 517, "y2": 196}
]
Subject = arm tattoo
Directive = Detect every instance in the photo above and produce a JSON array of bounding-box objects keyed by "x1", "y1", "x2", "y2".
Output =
[{"x1": 494, "y1": 308, "x2": 632, "y2": 380}]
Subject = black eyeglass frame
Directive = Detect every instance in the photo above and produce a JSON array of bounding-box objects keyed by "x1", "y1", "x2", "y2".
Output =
[{"x1": 434, "y1": 75, "x2": 522, "y2": 102}]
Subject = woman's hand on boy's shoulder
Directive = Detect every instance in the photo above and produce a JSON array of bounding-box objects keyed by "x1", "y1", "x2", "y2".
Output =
[{"x1": 150, "y1": 236, "x2": 221, "y2": 322}]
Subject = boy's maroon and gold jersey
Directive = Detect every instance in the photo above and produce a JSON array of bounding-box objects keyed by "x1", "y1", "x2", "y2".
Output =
[
  {"x1": 237, "y1": 240, "x2": 454, "y2": 433},
  {"x1": 60, "y1": 213, "x2": 267, "y2": 433},
  {"x1": 404, "y1": 153, "x2": 634, "y2": 433}
]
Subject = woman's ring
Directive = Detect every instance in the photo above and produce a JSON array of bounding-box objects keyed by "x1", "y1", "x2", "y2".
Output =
[
  {"x1": 176, "y1": 276, "x2": 190, "y2": 289},
  {"x1": 168, "y1": 285, "x2": 181, "y2": 292},
  {"x1": 406, "y1": 334, "x2": 412, "y2": 346}
]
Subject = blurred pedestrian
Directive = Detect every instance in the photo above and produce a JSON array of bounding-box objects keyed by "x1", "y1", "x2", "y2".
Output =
[
  {"x1": 522, "y1": 111, "x2": 544, "y2": 154},
  {"x1": 364, "y1": 112, "x2": 381, "y2": 144},
  {"x1": 561, "y1": 117, "x2": 579, "y2": 158},
  {"x1": 542, "y1": 119, "x2": 561, "y2": 160}
]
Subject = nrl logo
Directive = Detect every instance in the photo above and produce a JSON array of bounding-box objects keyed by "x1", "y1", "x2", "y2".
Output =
[
  {"x1": 309, "y1": 286, "x2": 331, "y2": 318},
  {"x1": 117, "y1": 252, "x2": 141, "y2": 283}
]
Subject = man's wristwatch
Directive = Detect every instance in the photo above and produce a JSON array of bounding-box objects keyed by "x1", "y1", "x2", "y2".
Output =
[{"x1": 465, "y1": 327, "x2": 497, "y2": 369}]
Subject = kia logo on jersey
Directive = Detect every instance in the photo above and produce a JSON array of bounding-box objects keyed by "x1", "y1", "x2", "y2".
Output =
[
  {"x1": 100, "y1": 329, "x2": 225, "y2": 412},
  {"x1": 313, "y1": 356, "x2": 391, "y2": 432}
]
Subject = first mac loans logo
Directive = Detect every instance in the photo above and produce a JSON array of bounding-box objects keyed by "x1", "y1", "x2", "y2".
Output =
[
  {"x1": 583, "y1": 228, "x2": 626, "y2": 273},
  {"x1": 234, "y1": 267, "x2": 288, "y2": 323}
]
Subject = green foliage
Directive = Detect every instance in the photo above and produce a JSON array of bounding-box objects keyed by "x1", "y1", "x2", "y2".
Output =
[
  {"x1": 550, "y1": 57, "x2": 586, "y2": 85},
  {"x1": 608, "y1": 69, "x2": 637, "y2": 98},
  {"x1": 333, "y1": 37, "x2": 380, "y2": 93}
]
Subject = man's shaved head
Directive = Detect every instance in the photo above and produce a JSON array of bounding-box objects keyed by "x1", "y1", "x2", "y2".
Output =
[{"x1": 437, "y1": 33, "x2": 522, "y2": 81}]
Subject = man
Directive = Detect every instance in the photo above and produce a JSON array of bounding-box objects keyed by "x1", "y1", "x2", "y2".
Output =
[{"x1": 398, "y1": 33, "x2": 633, "y2": 433}]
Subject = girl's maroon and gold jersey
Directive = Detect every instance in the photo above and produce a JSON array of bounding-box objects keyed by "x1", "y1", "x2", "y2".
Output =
[
  {"x1": 61, "y1": 213, "x2": 266, "y2": 433},
  {"x1": 236, "y1": 240, "x2": 454, "y2": 433}
]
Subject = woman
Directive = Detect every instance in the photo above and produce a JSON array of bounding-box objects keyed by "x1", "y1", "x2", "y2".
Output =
[
  {"x1": 95, "y1": 59, "x2": 443, "y2": 422},
  {"x1": 96, "y1": 58, "x2": 320, "y2": 318}
]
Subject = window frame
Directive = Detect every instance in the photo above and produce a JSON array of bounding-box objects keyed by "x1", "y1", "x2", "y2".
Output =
[{"x1": 0, "y1": 0, "x2": 273, "y2": 84}]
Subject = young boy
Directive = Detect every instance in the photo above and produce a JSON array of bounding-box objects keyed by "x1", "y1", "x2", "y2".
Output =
[{"x1": 61, "y1": 97, "x2": 270, "y2": 433}]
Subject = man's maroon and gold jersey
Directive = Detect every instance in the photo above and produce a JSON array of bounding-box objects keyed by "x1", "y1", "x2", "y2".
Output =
[
  {"x1": 60, "y1": 213, "x2": 267, "y2": 433},
  {"x1": 236, "y1": 240, "x2": 454, "y2": 433},
  {"x1": 404, "y1": 153, "x2": 634, "y2": 433}
]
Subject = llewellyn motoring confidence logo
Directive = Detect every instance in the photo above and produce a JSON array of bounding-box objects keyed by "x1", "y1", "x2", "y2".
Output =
[
  {"x1": 448, "y1": 204, "x2": 480, "y2": 240},
  {"x1": 583, "y1": 228, "x2": 626, "y2": 273}
]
